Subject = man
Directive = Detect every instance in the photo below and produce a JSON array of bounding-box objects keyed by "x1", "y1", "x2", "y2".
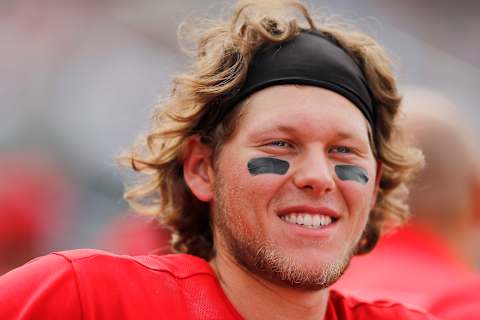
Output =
[
  {"x1": 333, "y1": 89, "x2": 480, "y2": 309},
  {"x1": 0, "y1": 1, "x2": 435, "y2": 319}
]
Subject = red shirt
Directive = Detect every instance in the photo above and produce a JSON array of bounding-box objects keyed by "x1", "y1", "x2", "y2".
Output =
[
  {"x1": 333, "y1": 223, "x2": 476, "y2": 309},
  {"x1": 0, "y1": 249, "x2": 436, "y2": 319}
]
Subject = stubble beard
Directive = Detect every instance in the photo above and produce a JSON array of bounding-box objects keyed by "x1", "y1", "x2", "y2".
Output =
[{"x1": 213, "y1": 179, "x2": 357, "y2": 291}]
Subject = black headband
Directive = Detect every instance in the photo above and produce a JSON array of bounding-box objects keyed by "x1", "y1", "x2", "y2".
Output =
[{"x1": 196, "y1": 30, "x2": 375, "y2": 134}]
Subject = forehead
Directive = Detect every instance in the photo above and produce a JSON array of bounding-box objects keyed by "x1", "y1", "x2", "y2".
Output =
[{"x1": 234, "y1": 85, "x2": 370, "y2": 140}]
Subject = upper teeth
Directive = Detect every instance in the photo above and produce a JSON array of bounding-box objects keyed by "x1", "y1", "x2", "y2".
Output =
[{"x1": 281, "y1": 213, "x2": 333, "y2": 228}]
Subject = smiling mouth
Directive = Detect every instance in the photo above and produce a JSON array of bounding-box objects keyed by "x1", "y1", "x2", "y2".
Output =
[{"x1": 280, "y1": 213, "x2": 337, "y2": 229}]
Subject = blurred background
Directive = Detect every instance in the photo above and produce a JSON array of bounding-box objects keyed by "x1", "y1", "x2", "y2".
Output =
[{"x1": 1, "y1": 0, "x2": 479, "y2": 275}]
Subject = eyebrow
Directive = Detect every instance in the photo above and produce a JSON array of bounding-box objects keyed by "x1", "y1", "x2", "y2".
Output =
[{"x1": 253, "y1": 124, "x2": 363, "y2": 141}]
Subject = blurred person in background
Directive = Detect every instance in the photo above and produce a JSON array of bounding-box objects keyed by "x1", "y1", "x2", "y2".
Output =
[
  {"x1": 0, "y1": 1, "x2": 438, "y2": 319},
  {"x1": 0, "y1": 0, "x2": 180, "y2": 252},
  {"x1": 99, "y1": 212, "x2": 171, "y2": 256},
  {"x1": 334, "y1": 88, "x2": 480, "y2": 309},
  {"x1": 428, "y1": 275, "x2": 480, "y2": 320},
  {"x1": 0, "y1": 151, "x2": 73, "y2": 275}
]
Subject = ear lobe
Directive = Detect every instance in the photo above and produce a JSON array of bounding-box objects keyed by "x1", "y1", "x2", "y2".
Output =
[
  {"x1": 183, "y1": 135, "x2": 215, "y2": 202},
  {"x1": 370, "y1": 161, "x2": 383, "y2": 208}
]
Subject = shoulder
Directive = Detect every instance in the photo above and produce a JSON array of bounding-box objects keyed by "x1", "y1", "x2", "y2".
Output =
[
  {"x1": 0, "y1": 250, "x2": 84, "y2": 319},
  {"x1": 1, "y1": 248, "x2": 214, "y2": 285},
  {"x1": 328, "y1": 290, "x2": 439, "y2": 320},
  {"x1": 53, "y1": 248, "x2": 214, "y2": 278},
  {"x1": 0, "y1": 249, "x2": 218, "y2": 319},
  {"x1": 22, "y1": 249, "x2": 218, "y2": 296}
]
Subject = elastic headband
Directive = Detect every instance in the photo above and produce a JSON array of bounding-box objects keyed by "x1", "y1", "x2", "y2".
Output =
[{"x1": 196, "y1": 29, "x2": 375, "y2": 134}]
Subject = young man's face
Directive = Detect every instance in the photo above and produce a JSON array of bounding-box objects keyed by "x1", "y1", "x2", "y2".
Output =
[{"x1": 211, "y1": 85, "x2": 379, "y2": 290}]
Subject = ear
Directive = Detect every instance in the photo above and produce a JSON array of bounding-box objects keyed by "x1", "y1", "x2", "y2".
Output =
[
  {"x1": 370, "y1": 160, "x2": 383, "y2": 208},
  {"x1": 183, "y1": 135, "x2": 215, "y2": 202}
]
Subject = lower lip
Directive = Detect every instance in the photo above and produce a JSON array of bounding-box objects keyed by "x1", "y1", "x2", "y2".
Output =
[{"x1": 279, "y1": 217, "x2": 338, "y2": 238}]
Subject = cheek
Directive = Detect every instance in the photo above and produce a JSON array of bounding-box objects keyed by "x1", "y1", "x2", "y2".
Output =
[
  {"x1": 337, "y1": 177, "x2": 376, "y2": 218},
  {"x1": 239, "y1": 168, "x2": 287, "y2": 206},
  {"x1": 218, "y1": 155, "x2": 278, "y2": 209},
  {"x1": 335, "y1": 160, "x2": 377, "y2": 207},
  {"x1": 218, "y1": 156, "x2": 288, "y2": 219}
]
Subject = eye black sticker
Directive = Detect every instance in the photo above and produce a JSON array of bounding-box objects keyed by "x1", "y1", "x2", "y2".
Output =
[
  {"x1": 335, "y1": 165, "x2": 369, "y2": 185},
  {"x1": 247, "y1": 157, "x2": 290, "y2": 176}
]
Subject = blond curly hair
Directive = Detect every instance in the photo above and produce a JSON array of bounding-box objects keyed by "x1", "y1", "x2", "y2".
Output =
[{"x1": 121, "y1": 0, "x2": 423, "y2": 260}]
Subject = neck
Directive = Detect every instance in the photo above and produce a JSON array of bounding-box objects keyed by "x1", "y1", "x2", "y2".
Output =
[{"x1": 209, "y1": 251, "x2": 329, "y2": 320}]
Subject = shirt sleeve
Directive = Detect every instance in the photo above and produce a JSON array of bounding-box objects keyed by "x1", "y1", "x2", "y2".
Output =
[{"x1": 0, "y1": 253, "x2": 83, "y2": 320}]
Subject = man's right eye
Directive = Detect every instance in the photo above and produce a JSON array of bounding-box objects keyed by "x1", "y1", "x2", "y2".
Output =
[{"x1": 267, "y1": 140, "x2": 292, "y2": 148}]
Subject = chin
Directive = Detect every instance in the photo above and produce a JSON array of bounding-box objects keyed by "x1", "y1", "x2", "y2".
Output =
[
  {"x1": 256, "y1": 252, "x2": 351, "y2": 291},
  {"x1": 234, "y1": 241, "x2": 354, "y2": 291}
]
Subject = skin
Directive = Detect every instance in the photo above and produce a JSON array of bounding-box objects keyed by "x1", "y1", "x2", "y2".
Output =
[{"x1": 183, "y1": 85, "x2": 381, "y2": 320}]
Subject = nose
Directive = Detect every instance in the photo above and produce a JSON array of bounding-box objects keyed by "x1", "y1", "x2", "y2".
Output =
[{"x1": 292, "y1": 150, "x2": 335, "y2": 195}]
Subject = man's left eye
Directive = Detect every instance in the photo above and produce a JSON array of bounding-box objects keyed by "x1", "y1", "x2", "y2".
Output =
[{"x1": 331, "y1": 146, "x2": 352, "y2": 153}]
